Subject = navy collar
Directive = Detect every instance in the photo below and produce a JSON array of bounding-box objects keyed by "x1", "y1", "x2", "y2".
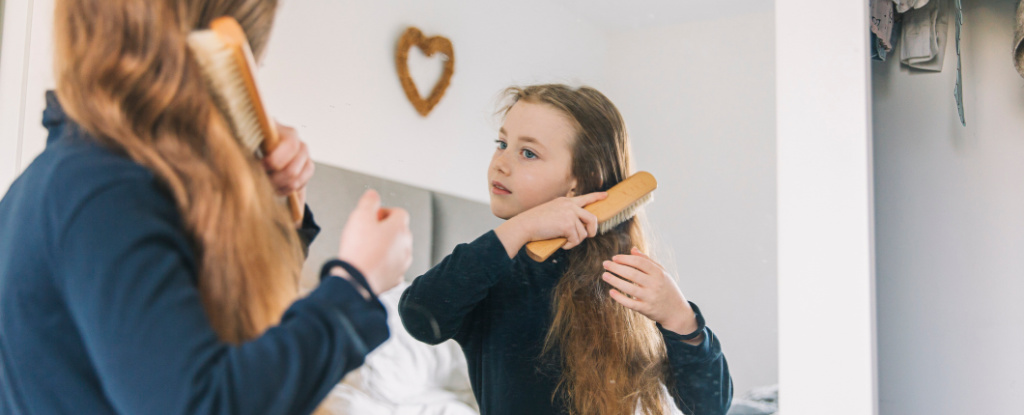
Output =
[{"x1": 42, "y1": 90, "x2": 69, "y2": 146}]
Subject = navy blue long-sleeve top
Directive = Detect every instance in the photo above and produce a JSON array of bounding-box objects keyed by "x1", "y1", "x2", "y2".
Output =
[
  {"x1": 0, "y1": 92, "x2": 389, "y2": 414},
  {"x1": 398, "y1": 231, "x2": 733, "y2": 415}
]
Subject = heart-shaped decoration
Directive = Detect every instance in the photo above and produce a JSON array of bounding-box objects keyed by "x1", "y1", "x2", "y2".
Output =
[{"x1": 395, "y1": 27, "x2": 455, "y2": 117}]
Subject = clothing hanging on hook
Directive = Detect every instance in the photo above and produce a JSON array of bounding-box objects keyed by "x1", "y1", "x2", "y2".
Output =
[
  {"x1": 872, "y1": 0, "x2": 901, "y2": 61},
  {"x1": 1012, "y1": 0, "x2": 1024, "y2": 79},
  {"x1": 872, "y1": 0, "x2": 897, "y2": 51},
  {"x1": 900, "y1": 0, "x2": 949, "y2": 71},
  {"x1": 953, "y1": 0, "x2": 964, "y2": 126},
  {"x1": 893, "y1": 0, "x2": 930, "y2": 14}
]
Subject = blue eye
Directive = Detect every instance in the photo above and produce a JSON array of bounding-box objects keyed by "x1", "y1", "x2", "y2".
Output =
[
  {"x1": 495, "y1": 140, "x2": 507, "y2": 150},
  {"x1": 522, "y1": 149, "x2": 537, "y2": 159}
]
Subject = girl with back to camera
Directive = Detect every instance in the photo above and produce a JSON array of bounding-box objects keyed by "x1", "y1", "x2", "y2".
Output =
[
  {"x1": 0, "y1": 1, "x2": 412, "y2": 413},
  {"x1": 399, "y1": 84, "x2": 733, "y2": 415}
]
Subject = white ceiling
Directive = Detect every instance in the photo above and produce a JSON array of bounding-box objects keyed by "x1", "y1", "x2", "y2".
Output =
[{"x1": 547, "y1": 0, "x2": 774, "y2": 32}]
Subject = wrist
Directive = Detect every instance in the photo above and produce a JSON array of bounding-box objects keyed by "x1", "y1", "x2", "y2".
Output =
[
  {"x1": 658, "y1": 301, "x2": 707, "y2": 345},
  {"x1": 331, "y1": 266, "x2": 373, "y2": 300},
  {"x1": 660, "y1": 307, "x2": 699, "y2": 336},
  {"x1": 321, "y1": 259, "x2": 374, "y2": 300},
  {"x1": 494, "y1": 220, "x2": 528, "y2": 259}
]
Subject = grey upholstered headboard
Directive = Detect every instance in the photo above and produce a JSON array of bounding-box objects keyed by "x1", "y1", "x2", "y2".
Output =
[{"x1": 300, "y1": 162, "x2": 502, "y2": 291}]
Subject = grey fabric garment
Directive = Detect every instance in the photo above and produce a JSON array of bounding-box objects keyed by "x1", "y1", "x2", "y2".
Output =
[
  {"x1": 1013, "y1": 0, "x2": 1024, "y2": 79},
  {"x1": 893, "y1": 0, "x2": 930, "y2": 13},
  {"x1": 900, "y1": 0, "x2": 949, "y2": 71}
]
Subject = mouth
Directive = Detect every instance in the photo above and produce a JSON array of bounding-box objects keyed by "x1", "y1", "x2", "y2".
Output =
[{"x1": 491, "y1": 181, "x2": 512, "y2": 195}]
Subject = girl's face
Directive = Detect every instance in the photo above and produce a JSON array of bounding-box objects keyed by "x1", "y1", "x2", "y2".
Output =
[{"x1": 489, "y1": 101, "x2": 578, "y2": 219}]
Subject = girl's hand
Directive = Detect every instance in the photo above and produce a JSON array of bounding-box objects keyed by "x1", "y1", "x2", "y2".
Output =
[
  {"x1": 263, "y1": 122, "x2": 315, "y2": 210},
  {"x1": 602, "y1": 247, "x2": 704, "y2": 345},
  {"x1": 494, "y1": 192, "x2": 608, "y2": 258}
]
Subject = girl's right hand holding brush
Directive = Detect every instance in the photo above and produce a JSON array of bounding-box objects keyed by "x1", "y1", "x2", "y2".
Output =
[
  {"x1": 337, "y1": 189, "x2": 413, "y2": 298},
  {"x1": 494, "y1": 192, "x2": 607, "y2": 259}
]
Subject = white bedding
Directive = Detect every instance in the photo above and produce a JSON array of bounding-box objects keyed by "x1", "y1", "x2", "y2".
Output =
[{"x1": 320, "y1": 283, "x2": 478, "y2": 415}]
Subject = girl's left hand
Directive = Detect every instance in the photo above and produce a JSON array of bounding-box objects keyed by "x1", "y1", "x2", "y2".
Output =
[
  {"x1": 602, "y1": 247, "x2": 704, "y2": 344},
  {"x1": 263, "y1": 122, "x2": 315, "y2": 210}
]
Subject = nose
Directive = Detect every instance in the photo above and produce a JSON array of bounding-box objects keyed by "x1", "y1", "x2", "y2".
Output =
[{"x1": 491, "y1": 150, "x2": 511, "y2": 176}]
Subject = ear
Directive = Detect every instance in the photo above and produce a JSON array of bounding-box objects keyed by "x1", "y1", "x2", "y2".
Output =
[{"x1": 565, "y1": 177, "x2": 578, "y2": 197}]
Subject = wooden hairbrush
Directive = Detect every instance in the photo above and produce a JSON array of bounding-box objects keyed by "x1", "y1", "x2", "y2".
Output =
[
  {"x1": 525, "y1": 171, "x2": 657, "y2": 262},
  {"x1": 187, "y1": 16, "x2": 303, "y2": 223}
]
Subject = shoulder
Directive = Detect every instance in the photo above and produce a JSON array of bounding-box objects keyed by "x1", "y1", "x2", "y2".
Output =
[
  {"x1": 51, "y1": 136, "x2": 173, "y2": 214},
  {"x1": 15, "y1": 134, "x2": 183, "y2": 252}
]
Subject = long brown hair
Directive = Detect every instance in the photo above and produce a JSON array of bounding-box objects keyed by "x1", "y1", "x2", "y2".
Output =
[
  {"x1": 53, "y1": 0, "x2": 301, "y2": 344},
  {"x1": 503, "y1": 85, "x2": 670, "y2": 414}
]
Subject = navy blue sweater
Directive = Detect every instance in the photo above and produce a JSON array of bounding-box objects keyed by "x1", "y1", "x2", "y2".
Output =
[
  {"x1": 0, "y1": 92, "x2": 389, "y2": 414},
  {"x1": 399, "y1": 231, "x2": 733, "y2": 415}
]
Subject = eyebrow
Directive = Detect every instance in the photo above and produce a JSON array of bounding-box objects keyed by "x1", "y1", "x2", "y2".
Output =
[{"x1": 499, "y1": 128, "x2": 547, "y2": 149}]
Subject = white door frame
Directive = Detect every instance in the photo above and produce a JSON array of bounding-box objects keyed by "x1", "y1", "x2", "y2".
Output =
[
  {"x1": 0, "y1": 0, "x2": 33, "y2": 194},
  {"x1": 776, "y1": 0, "x2": 879, "y2": 414}
]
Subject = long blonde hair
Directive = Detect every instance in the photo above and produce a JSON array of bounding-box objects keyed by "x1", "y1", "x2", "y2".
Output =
[
  {"x1": 53, "y1": 0, "x2": 301, "y2": 344},
  {"x1": 503, "y1": 85, "x2": 671, "y2": 415}
]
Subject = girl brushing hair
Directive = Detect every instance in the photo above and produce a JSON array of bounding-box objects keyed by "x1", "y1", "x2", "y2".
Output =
[
  {"x1": 399, "y1": 84, "x2": 732, "y2": 415},
  {"x1": 0, "y1": 1, "x2": 412, "y2": 413}
]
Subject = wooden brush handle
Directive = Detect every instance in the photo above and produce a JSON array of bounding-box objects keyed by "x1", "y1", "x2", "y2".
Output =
[
  {"x1": 284, "y1": 191, "x2": 304, "y2": 225},
  {"x1": 525, "y1": 171, "x2": 656, "y2": 262},
  {"x1": 526, "y1": 238, "x2": 568, "y2": 262},
  {"x1": 211, "y1": 17, "x2": 303, "y2": 224}
]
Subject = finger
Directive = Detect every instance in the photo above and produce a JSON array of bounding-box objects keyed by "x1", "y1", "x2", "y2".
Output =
[
  {"x1": 562, "y1": 221, "x2": 581, "y2": 249},
  {"x1": 612, "y1": 253, "x2": 660, "y2": 276},
  {"x1": 263, "y1": 131, "x2": 300, "y2": 172},
  {"x1": 630, "y1": 247, "x2": 658, "y2": 263},
  {"x1": 602, "y1": 272, "x2": 642, "y2": 299},
  {"x1": 629, "y1": 247, "x2": 666, "y2": 272},
  {"x1": 270, "y1": 149, "x2": 308, "y2": 192},
  {"x1": 576, "y1": 206, "x2": 599, "y2": 238},
  {"x1": 566, "y1": 192, "x2": 604, "y2": 208},
  {"x1": 283, "y1": 144, "x2": 310, "y2": 189},
  {"x1": 295, "y1": 158, "x2": 315, "y2": 190},
  {"x1": 357, "y1": 189, "x2": 382, "y2": 216},
  {"x1": 571, "y1": 191, "x2": 608, "y2": 207},
  {"x1": 385, "y1": 207, "x2": 410, "y2": 227},
  {"x1": 609, "y1": 288, "x2": 645, "y2": 312},
  {"x1": 602, "y1": 260, "x2": 649, "y2": 286},
  {"x1": 572, "y1": 219, "x2": 587, "y2": 247}
]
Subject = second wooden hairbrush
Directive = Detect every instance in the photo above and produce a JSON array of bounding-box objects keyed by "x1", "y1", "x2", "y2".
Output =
[{"x1": 525, "y1": 171, "x2": 657, "y2": 262}]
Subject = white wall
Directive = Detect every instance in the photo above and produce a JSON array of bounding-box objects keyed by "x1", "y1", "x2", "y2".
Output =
[
  {"x1": 872, "y1": 0, "x2": 1024, "y2": 413},
  {"x1": 260, "y1": 0, "x2": 609, "y2": 202},
  {"x1": 0, "y1": 0, "x2": 609, "y2": 201},
  {"x1": 605, "y1": 12, "x2": 777, "y2": 396}
]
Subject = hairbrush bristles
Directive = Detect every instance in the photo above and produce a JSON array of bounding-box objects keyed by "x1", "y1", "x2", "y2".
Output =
[
  {"x1": 526, "y1": 172, "x2": 658, "y2": 262},
  {"x1": 597, "y1": 192, "x2": 652, "y2": 235},
  {"x1": 187, "y1": 30, "x2": 265, "y2": 153},
  {"x1": 187, "y1": 17, "x2": 303, "y2": 223}
]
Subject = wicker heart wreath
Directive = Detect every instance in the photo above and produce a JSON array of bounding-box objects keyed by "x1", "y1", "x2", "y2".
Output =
[{"x1": 395, "y1": 27, "x2": 455, "y2": 117}]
